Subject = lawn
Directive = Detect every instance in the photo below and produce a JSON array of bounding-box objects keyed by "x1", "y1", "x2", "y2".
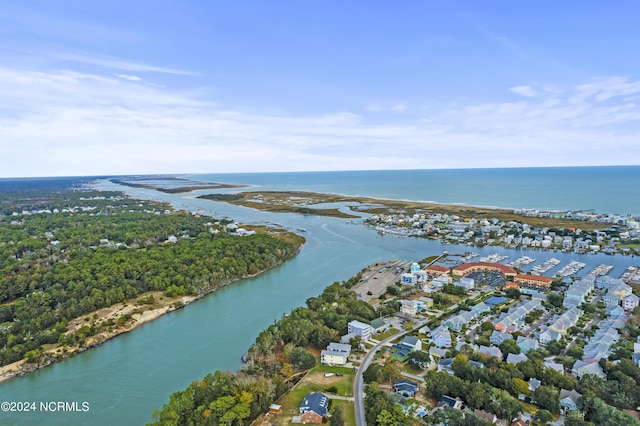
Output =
[
  {"x1": 270, "y1": 365, "x2": 356, "y2": 426},
  {"x1": 268, "y1": 364, "x2": 356, "y2": 425},
  {"x1": 374, "y1": 327, "x2": 401, "y2": 340}
]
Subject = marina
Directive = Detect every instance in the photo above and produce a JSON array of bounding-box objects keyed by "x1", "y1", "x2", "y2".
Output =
[
  {"x1": 508, "y1": 256, "x2": 536, "y2": 269},
  {"x1": 479, "y1": 253, "x2": 509, "y2": 263},
  {"x1": 621, "y1": 266, "x2": 640, "y2": 284},
  {"x1": 530, "y1": 258, "x2": 561, "y2": 275},
  {"x1": 590, "y1": 264, "x2": 614, "y2": 276},
  {"x1": 554, "y1": 261, "x2": 587, "y2": 277}
]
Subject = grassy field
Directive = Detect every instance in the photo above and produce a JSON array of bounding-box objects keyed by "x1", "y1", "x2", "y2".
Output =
[
  {"x1": 262, "y1": 364, "x2": 356, "y2": 425},
  {"x1": 375, "y1": 327, "x2": 401, "y2": 341}
]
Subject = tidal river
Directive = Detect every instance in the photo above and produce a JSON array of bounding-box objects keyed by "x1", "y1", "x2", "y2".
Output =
[{"x1": 0, "y1": 181, "x2": 638, "y2": 425}]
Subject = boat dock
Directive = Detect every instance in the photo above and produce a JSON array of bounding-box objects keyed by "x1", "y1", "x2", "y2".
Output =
[
  {"x1": 554, "y1": 261, "x2": 587, "y2": 277},
  {"x1": 508, "y1": 256, "x2": 536, "y2": 269},
  {"x1": 590, "y1": 264, "x2": 614, "y2": 276},
  {"x1": 621, "y1": 266, "x2": 640, "y2": 284},
  {"x1": 530, "y1": 258, "x2": 561, "y2": 275},
  {"x1": 479, "y1": 253, "x2": 509, "y2": 263}
]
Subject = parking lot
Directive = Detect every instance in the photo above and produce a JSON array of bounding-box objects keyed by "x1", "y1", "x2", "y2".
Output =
[{"x1": 352, "y1": 261, "x2": 409, "y2": 302}]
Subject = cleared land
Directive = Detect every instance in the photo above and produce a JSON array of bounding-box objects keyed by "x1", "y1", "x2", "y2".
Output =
[{"x1": 253, "y1": 364, "x2": 356, "y2": 426}]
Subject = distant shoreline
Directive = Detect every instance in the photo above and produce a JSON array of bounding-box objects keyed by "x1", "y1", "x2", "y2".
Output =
[{"x1": 109, "y1": 177, "x2": 246, "y2": 194}]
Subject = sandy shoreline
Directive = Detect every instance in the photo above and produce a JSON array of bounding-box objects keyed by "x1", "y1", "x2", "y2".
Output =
[{"x1": 0, "y1": 292, "x2": 196, "y2": 384}]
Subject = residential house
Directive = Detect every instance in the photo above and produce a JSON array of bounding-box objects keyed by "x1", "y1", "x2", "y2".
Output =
[
  {"x1": 471, "y1": 302, "x2": 491, "y2": 315},
  {"x1": 623, "y1": 293, "x2": 640, "y2": 311},
  {"x1": 429, "y1": 347, "x2": 448, "y2": 359},
  {"x1": 445, "y1": 310, "x2": 476, "y2": 332},
  {"x1": 539, "y1": 329, "x2": 562, "y2": 345},
  {"x1": 437, "y1": 357, "x2": 455, "y2": 375},
  {"x1": 539, "y1": 307, "x2": 583, "y2": 344},
  {"x1": 478, "y1": 345, "x2": 502, "y2": 360},
  {"x1": 400, "y1": 300, "x2": 418, "y2": 316},
  {"x1": 431, "y1": 275, "x2": 452, "y2": 289},
  {"x1": 435, "y1": 395, "x2": 463, "y2": 411},
  {"x1": 494, "y1": 298, "x2": 543, "y2": 333},
  {"x1": 490, "y1": 331, "x2": 513, "y2": 346},
  {"x1": 401, "y1": 273, "x2": 417, "y2": 285},
  {"x1": 347, "y1": 320, "x2": 373, "y2": 341},
  {"x1": 456, "y1": 277, "x2": 474, "y2": 290},
  {"x1": 604, "y1": 292, "x2": 621, "y2": 311},
  {"x1": 506, "y1": 353, "x2": 528, "y2": 364},
  {"x1": 544, "y1": 359, "x2": 564, "y2": 373},
  {"x1": 572, "y1": 360, "x2": 605, "y2": 379},
  {"x1": 560, "y1": 389, "x2": 582, "y2": 414},
  {"x1": 431, "y1": 326, "x2": 452, "y2": 348},
  {"x1": 400, "y1": 335, "x2": 422, "y2": 352},
  {"x1": 528, "y1": 378, "x2": 541, "y2": 393},
  {"x1": 563, "y1": 278, "x2": 594, "y2": 308},
  {"x1": 340, "y1": 332, "x2": 358, "y2": 344},
  {"x1": 370, "y1": 318, "x2": 387, "y2": 333},
  {"x1": 610, "y1": 282, "x2": 632, "y2": 299},
  {"x1": 299, "y1": 392, "x2": 329, "y2": 424},
  {"x1": 394, "y1": 380, "x2": 419, "y2": 397},
  {"x1": 516, "y1": 336, "x2": 539, "y2": 354},
  {"x1": 320, "y1": 342, "x2": 351, "y2": 366},
  {"x1": 473, "y1": 409, "x2": 498, "y2": 424}
]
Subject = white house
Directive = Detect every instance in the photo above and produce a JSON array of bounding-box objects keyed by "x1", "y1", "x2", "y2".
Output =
[
  {"x1": 400, "y1": 300, "x2": 419, "y2": 316},
  {"x1": 456, "y1": 277, "x2": 474, "y2": 290},
  {"x1": 321, "y1": 342, "x2": 351, "y2": 366},
  {"x1": 623, "y1": 293, "x2": 640, "y2": 311},
  {"x1": 431, "y1": 326, "x2": 452, "y2": 348},
  {"x1": 400, "y1": 335, "x2": 423, "y2": 351},
  {"x1": 347, "y1": 320, "x2": 373, "y2": 341},
  {"x1": 321, "y1": 349, "x2": 349, "y2": 366}
]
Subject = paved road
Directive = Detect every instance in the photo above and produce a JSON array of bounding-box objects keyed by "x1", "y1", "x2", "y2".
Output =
[{"x1": 353, "y1": 319, "x2": 428, "y2": 426}]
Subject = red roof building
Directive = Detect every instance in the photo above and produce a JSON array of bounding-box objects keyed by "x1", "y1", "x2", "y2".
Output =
[
  {"x1": 514, "y1": 274, "x2": 553, "y2": 289},
  {"x1": 452, "y1": 262, "x2": 517, "y2": 278},
  {"x1": 425, "y1": 265, "x2": 449, "y2": 276}
]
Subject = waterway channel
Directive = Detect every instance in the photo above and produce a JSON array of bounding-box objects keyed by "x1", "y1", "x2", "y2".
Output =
[{"x1": 0, "y1": 181, "x2": 638, "y2": 425}]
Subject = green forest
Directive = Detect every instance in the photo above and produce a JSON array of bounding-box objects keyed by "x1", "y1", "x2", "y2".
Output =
[
  {"x1": 148, "y1": 273, "x2": 404, "y2": 425},
  {"x1": 0, "y1": 182, "x2": 302, "y2": 367}
]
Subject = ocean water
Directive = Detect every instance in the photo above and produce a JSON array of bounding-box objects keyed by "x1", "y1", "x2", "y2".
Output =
[{"x1": 191, "y1": 166, "x2": 640, "y2": 215}]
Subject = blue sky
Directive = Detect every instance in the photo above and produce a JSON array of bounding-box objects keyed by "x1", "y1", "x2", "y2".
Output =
[{"x1": 1, "y1": 1, "x2": 639, "y2": 177}]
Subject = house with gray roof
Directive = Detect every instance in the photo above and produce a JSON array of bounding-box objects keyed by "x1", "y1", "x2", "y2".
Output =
[
  {"x1": 506, "y1": 353, "x2": 528, "y2": 364},
  {"x1": 516, "y1": 336, "x2": 539, "y2": 354},
  {"x1": 490, "y1": 331, "x2": 513, "y2": 346},
  {"x1": 400, "y1": 335, "x2": 422, "y2": 351},
  {"x1": 299, "y1": 392, "x2": 329, "y2": 424},
  {"x1": 445, "y1": 310, "x2": 476, "y2": 332},
  {"x1": 624, "y1": 293, "x2": 640, "y2": 311},
  {"x1": 572, "y1": 360, "x2": 605, "y2": 379},
  {"x1": 478, "y1": 345, "x2": 502, "y2": 359},
  {"x1": 431, "y1": 325, "x2": 452, "y2": 348},
  {"x1": 560, "y1": 389, "x2": 582, "y2": 413}
]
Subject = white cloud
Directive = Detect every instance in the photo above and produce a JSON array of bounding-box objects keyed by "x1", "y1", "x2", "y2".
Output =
[
  {"x1": 1, "y1": 67, "x2": 639, "y2": 177},
  {"x1": 509, "y1": 85, "x2": 537, "y2": 97},
  {"x1": 52, "y1": 52, "x2": 192, "y2": 75},
  {"x1": 114, "y1": 73, "x2": 142, "y2": 81}
]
